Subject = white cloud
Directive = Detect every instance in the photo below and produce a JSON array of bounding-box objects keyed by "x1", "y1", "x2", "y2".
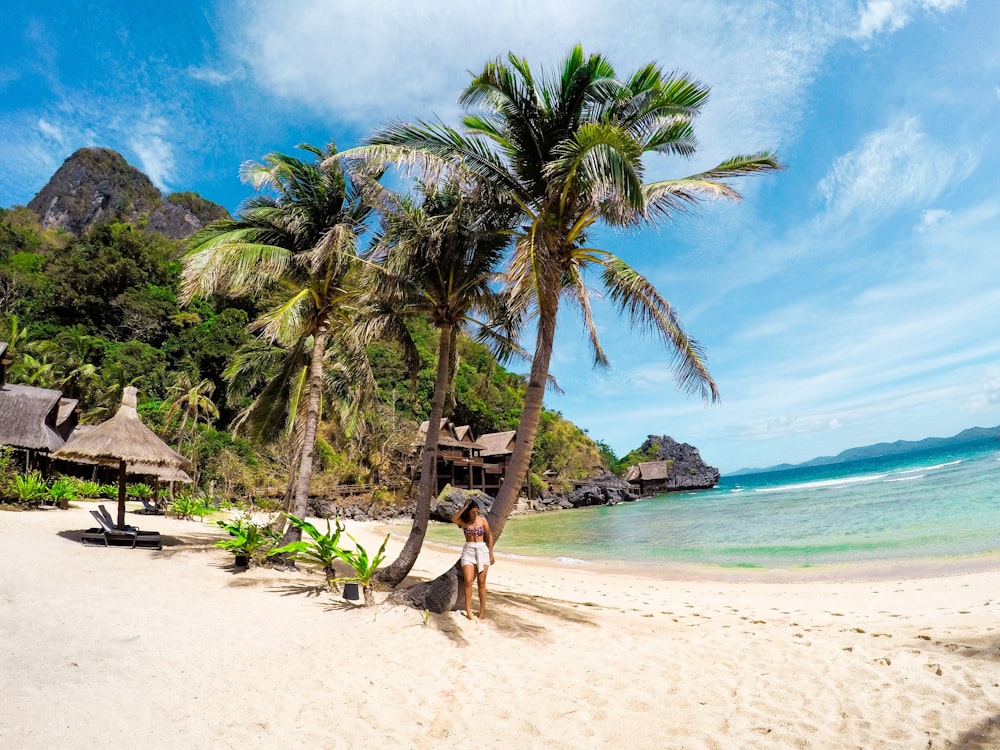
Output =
[
  {"x1": 964, "y1": 366, "x2": 1000, "y2": 412},
  {"x1": 817, "y1": 117, "x2": 966, "y2": 220},
  {"x1": 918, "y1": 207, "x2": 950, "y2": 230},
  {"x1": 186, "y1": 65, "x2": 243, "y2": 86},
  {"x1": 853, "y1": 0, "x2": 965, "y2": 39},
  {"x1": 127, "y1": 116, "x2": 176, "y2": 191}
]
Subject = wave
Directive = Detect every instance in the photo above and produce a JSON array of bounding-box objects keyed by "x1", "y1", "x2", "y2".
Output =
[
  {"x1": 886, "y1": 474, "x2": 925, "y2": 482},
  {"x1": 753, "y1": 473, "x2": 887, "y2": 493}
]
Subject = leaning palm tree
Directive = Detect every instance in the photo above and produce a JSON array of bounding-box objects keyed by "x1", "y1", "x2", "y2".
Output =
[
  {"x1": 366, "y1": 171, "x2": 517, "y2": 586},
  {"x1": 182, "y1": 143, "x2": 378, "y2": 546},
  {"x1": 360, "y1": 47, "x2": 782, "y2": 610}
]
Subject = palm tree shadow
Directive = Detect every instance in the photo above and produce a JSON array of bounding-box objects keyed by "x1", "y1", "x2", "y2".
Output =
[
  {"x1": 266, "y1": 582, "x2": 330, "y2": 598},
  {"x1": 480, "y1": 590, "x2": 599, "y2": 638}
]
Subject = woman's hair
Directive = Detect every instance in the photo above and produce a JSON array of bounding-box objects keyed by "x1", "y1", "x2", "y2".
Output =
[{"x1": 459, "y1": 501, "x2": 478, "y2": 524}]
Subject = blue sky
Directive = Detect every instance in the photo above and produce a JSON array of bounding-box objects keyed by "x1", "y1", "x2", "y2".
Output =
[{"x1": 2, "y1": 0, "x2": 999, "y2": 473}]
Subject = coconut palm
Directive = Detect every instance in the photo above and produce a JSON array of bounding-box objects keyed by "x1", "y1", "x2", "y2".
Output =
[
  {"x1": 164, "y1": 374, "x2": 220, "y2": 447},
  {"x1": 182, "y1": 143, "x2": 378, "y2": 546},
  {"x1": 361, "y1": 47, "x2": 782, "y2": 610},
  {"x1": 366, "y1": 172, "x2": 517, "y2": 586}
]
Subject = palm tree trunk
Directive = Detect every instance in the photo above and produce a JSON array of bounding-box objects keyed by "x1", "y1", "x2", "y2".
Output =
[
  {"x1": 389, "y1": 283, "x2": 562, "y2": 613},
  {"x1": 279, "y1": 322, "x2": 328, "y2": 547},
  {"x1": 487, "y1": 299, "x2": 557, "y2": 540},
  {"x1": 377, "y1": 322, "x2": 453, "y2": 586}
]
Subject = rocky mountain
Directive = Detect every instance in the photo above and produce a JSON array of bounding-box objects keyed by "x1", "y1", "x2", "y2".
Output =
[{"x1": 26, "y1": 148, "x2": 228, "y2": 239}]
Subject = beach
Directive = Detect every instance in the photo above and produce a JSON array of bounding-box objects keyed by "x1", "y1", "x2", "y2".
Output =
[{"x1": 1, "y1": 503, "x2": 999, "y2": 749}]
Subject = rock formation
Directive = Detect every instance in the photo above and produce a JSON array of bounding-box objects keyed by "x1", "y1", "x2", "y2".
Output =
[
  {"x1": 27, "y1": 148, "x2": 227, "y2": 239},
  {"x1": 625, "y1": 435, "x2": 720, "y2": 492}
]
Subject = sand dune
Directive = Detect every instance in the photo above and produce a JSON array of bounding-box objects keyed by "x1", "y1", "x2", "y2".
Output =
[{"x1": 1, "y1": 502, "x2": 998, "y2": 749}]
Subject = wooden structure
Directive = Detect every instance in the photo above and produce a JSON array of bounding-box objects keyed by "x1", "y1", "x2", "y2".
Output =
[
  {"x1": 623, "y1": 460, "x2": 674, "y2": 496},
  {"x1": 413, "y1": 420, "x2": 529, "y2": 498},
  {"x1": 0, "y1": 342, "x2": 79, "y2": 471}
]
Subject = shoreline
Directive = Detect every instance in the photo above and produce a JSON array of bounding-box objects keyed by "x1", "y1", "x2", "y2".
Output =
[
  {"x1": 3, "y1": 502, "x2": 999, "y2": 748},
  {"x1": 386, "y1": 521, "x2": 1000, "y2": 585}
]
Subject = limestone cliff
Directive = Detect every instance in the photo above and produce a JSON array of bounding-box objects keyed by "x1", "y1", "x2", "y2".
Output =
[{"x1": 26, "y1": 148, "x2": 227, "y2": 239}]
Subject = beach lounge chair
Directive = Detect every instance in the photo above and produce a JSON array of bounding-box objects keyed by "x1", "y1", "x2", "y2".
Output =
[
  {"x1": 139, "y1": 496, "x2": 164, "y2": 515},
  {"x1": 97, "y1": 504, "x2": 138, "y2": 532},
  {"x1": 81, "y1": 510, "x2": 162, "y2": 550}
]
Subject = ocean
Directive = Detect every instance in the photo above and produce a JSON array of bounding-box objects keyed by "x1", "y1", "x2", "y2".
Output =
[{"x1": 425, "y1": 436, "x2": 1000, "y2": 578}]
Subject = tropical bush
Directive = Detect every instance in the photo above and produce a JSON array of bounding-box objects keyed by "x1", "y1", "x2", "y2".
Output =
[
  {"x1": 334, "y1": 533, "x2": 390, "y2": 606},
  {"x1": 128, "y1": 483, "x2": 153, "y2": 500},
  {"x1": 71, "y1": 479, "x2": 101, "y2": 498},
  {"x1": 169, "y1": 492, "x2": 214, "y2": 520},
  {"x1": 10, "y1": 471, "x2": 47, "y2": 506},
  {"x1": 269, "y1": 514, "x2": 346, "y2": 590},
  {"x1": 215, "y1": 515, "x2": 280, "y2": 566},
  {"x1": 46, "y1": 476, "x2": 78, "y2": 507},
  {"x1": 98, "y1": 483, "x2": 119, "y2": 499}
]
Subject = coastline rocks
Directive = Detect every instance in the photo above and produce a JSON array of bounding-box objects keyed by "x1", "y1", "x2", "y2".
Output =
[
  {"x1": 430, "y1": 486, "x2": 493, "y2": 523},
  {"x1": 564, "y1": 470, "x2": 639, "y2": 507}
]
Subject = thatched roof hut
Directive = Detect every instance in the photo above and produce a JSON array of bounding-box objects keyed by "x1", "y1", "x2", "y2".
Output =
[
  {"x1": 0, "y1": 342, "x2": 80, "y2": 469},
  {"x1": 52, "y1": 386, "x2": 192, "y2": 527},
  {"x1": 477, "y1": 430, "x2": 516, "y2": 457}
]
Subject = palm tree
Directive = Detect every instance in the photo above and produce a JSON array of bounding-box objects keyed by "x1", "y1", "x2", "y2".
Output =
[
  {"x1": 361, "y1": 47, "x2": 782, "y2": 610},
  {"x1": 182, "y1": 143, "x2": 378, "y2": 546},
  {"x1": 164, "y1": 374, "x2": 220, "y2": 446},
  {"x1": 366, "y1": 172, "x2": 517, "y2": 586}
]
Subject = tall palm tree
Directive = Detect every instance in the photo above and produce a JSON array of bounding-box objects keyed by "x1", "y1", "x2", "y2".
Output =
[
  {"x1": 366, "y1": 172, "x2": 517, "y2": 586},
  {"x1": 361, "y1": 47, "x2": 782, "y2": 610},
  {"x1": 182, "y1": 143, "x2": 377, "y2": 545}
]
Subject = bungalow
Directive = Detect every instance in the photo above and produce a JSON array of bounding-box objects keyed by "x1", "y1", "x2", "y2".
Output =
[
  {"x1": 0, "y1": 342, "x2": 79, "y2": 471},
  {"x1": 623, "y1": 460, "x2": 673, "y2": 496},
  {"x1": 414, "y1": 421, "x2": 529, "y2": 498}
]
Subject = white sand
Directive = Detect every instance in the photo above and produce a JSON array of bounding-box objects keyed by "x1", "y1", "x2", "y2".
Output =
[{"x1": 1, "y1": 502, "x2": 998, "y2": 749}]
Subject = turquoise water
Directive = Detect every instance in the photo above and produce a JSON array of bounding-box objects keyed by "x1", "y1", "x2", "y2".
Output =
[{"x1": 425, "y1": 437, "x2": 1000, "y2": 573}]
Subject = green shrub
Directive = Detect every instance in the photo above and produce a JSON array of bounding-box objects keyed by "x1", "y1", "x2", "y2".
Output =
[
  {"x1": 169, "y1": 492, "x2": 213, "y2": 520},
  {"x1": 333, "y1": 533, "x2": 390, "y2": 606},
  {"x1": 269, "y1": 514, "x2": 346, "y2": 589},
  {"x1": 71, "y1": 479, "x2": 101, "y2": 498},
  {"x1": 98, "y1": 484, "x2": 119, "y2": 499},
  {"x1": 47, "y1": 477, "x2": 78, "y2": 506},
  {"x1": 10, "y1": 471, "x2": 47, "y2": 506},
  {"x1": 215, "y1": 516, "x2": 279, "y2": 565},
  {"x1": 128, "y1": 483, "x2": 153, "y2": 500}
]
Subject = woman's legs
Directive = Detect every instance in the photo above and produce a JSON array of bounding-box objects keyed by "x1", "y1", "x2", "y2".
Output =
[
  {"x1": 476, "y1": 567, "x2": 489, "y2": 618},
  {"x1": 462, "y1": 563, "x2": 476, "y2": 619}
]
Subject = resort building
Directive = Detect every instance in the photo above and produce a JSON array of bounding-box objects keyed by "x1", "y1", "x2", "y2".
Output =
[
  {"x1": 414, "y1": 419, "x2": 524, "y2": 498},
  {"x1": 0, "y1": 342, "x2": 79, "y2": 471},
  {"x1": 623, "y1": 460, "x2": 674, "y2": 496}
]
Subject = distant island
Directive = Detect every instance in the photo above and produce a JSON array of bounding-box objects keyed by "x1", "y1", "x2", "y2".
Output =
[{"x1": 728, "y1": 425, "x2": 1000, "y2": 477}]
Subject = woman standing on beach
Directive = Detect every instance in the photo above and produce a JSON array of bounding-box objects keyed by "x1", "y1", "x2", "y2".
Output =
[{"x1": 451, "y1": 500, "x2": 495, "y2": 619}]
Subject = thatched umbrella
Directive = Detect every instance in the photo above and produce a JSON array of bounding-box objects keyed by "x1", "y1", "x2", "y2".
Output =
[{"x1": 52, "y1": 387, "x2": 193, "y2": 528}]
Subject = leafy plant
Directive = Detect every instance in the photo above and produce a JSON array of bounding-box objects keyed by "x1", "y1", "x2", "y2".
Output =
[
  {"x1": 128, "y1": 483, "x2": 153, "y2": 500},
  {"x1": 269, "y1": 514, "x2": 346, "y2": 590},
  {"x1": 169, "y1": 492, "x2": 213, "y2": 520},
  {"x1": 98, "y1": 483, "x2": 119, "y2": 499},
  {"x1": 215, "y1": 516, "x2": 279, "y2": 565},
  {"x1": 333, "y1": 533, "x2": 390, "y2": 606},
  {"x1": 72, "y1": 479, "x2": 101, "y2": 498},
  {"x1": 46, "y1": 477, "x2": 78, "y2": 507},
  {"x1": 10, "y1": 471, "x2": 47, "y2": 506}
]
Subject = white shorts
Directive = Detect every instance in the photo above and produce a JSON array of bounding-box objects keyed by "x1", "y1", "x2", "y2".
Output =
[{"x1": 461, "y1": 542, "x2": 490, "y2": 572}]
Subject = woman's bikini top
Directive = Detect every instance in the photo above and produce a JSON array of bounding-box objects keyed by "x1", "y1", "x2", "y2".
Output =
[{"x1": 463, "y1": 524, "x2": 485, "y2": 540}]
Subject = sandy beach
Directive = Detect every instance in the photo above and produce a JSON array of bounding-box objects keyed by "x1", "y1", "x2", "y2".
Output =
[{"x1": 1, "y1": 502, "x2": 998, "y2": 749}]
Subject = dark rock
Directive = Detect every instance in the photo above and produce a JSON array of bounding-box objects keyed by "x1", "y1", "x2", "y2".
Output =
[
  {"x1": 27, "y1": 148, "x2": 227, "y2": 239},
  {"x1": 627, "y1": 435, "x2": 720, "y2": 492},
  {"x1": 431, "y1": 486, "x2": 493, "y2": 523}
]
